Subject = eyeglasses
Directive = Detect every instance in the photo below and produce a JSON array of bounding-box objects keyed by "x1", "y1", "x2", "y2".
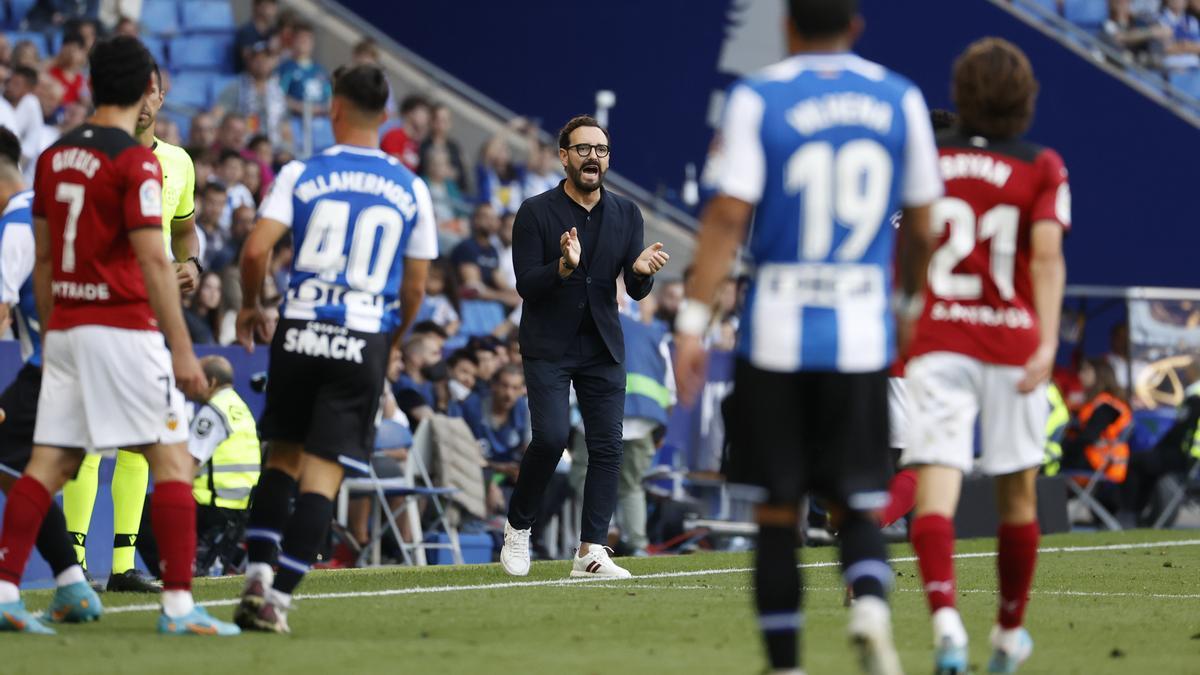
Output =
[{"x1": 568, "y1": 143, "x2": 610, "y2": 158}]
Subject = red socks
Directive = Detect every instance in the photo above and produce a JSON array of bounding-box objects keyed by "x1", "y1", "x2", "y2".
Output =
[
  {"x1": 151, "y1": 482, "x2": 196, "y2": 592},
  {"x1": 911, "y1": 513, "x2": 956, "y2": 612},
  {"x1": 881, "y1": 469, "x2": 917, "y2": 526},
  {"x1": 0, "y1": 475, "x2": 52, "y2": 585},
  {"x1": 997, "y1": 521, "x2": 1039, "y2": 629}
]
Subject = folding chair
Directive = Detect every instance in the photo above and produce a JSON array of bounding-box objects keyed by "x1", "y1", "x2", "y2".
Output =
[
  {"x1": 1152, "y1": 459, "x2": 1200, "y2": 529},
  {"x1": 1064, "y1": 463, "x2": 1123, "y2": 531},
  {"x1": 336, "y1": 420, "x2": 464, "y2": 566}
]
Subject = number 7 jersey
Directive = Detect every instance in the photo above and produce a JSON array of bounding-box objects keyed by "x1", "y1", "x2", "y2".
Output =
[
  {"x1": 259, "y1": 145, "x2": 438, "y2": 334},
  {"x1": 908, "y1": 130, "x2": 1071, "y2": 366}
]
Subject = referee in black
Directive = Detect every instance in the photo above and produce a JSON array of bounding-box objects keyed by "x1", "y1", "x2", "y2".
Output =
[{"x1": 500, "y1": 115, "x2": 669, "y2": 579}]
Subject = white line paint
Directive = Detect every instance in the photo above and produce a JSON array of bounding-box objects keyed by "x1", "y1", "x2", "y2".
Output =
[
  {"x1": 103, "y1": 538, "x2": 1200, "y2": 615},
  {"x1": 584, "y1": 584, "x2": 1200, "y2": 601}
]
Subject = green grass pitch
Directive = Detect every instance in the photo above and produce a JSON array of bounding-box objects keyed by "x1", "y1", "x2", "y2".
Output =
[{"x1": 2, "y1": 530, "x2": 1199, "y2": 674}]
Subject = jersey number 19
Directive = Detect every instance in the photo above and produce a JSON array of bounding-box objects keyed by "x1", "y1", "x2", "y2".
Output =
[{"x1": 787, "y1": 139, "x2": 891, "y2": 263}]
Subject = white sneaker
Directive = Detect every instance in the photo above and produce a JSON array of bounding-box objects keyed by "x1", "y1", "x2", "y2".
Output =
[
  {"x1": 847, "y1": 596, "x2": 904, "y2": 675},
  {"x1": 932, "y1": 607, "x2": 969, "y2": 674},
  {"x1": 500, "y1": 521, "x2": 532, "y2": 577},
  {"x1": 570, "y1": 545, "x2": 632, "y2": 579},
  {"x1": 988, "y1": 624, "x2": 1033, "y2": 673}
]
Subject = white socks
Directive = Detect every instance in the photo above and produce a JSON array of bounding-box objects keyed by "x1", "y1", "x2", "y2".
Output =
[
  {"x1": 932, "y1": 606, "x2": 968, "y2": 647},
  {"x1": 56, "y1": 565, "x2": 86, "y2": 588},
  {"x1": 0, "y1": 580, "x2": 19, "y2": 604},
  {"x1": 246, "y1": 562, "x2": 274, "y2": 587},
  {"x1": 161, "y1": 590, "x2": 196, "y2": 618}
]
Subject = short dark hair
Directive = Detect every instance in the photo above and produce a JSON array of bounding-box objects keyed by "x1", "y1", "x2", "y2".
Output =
[
  {"x1": 447, "y1": 349, "x2": 477, "y2": 369},
  {"x1": 332, "y1": 64, "x2": 390, "y2": 115},
  {"x1": 62, "y1": 31, "x2": 86, "y2": 49},
  {"x1": 411, "y1": 320, "x2": 448, "y2": 340},
  {"x1": 399, "y1": 94, "x2": 430, "y2": 117},
  {"x1": 205, "y1": 180, "x2": 228, "y2": 196},
  {"x1": 557, "y1": 115, "x2": 609, "y2": 150},
  {"x1": 219, "y1": 148, "x2": 243, "y2": 165},
  {"x1": 0, "y1": 127, "x2": 20, "y2": 165},
  {"x1": 247, "y1": 134, "x2": 271, "y2": 150},
  {"x1": 89, "y1": 36, "x2": 154, "y2": 107},
  {"x1": 11, "y1": 66, "x2": 37, "y2": 86},
  {"x1": 293, "y1": 20, "x2": 315, "y2": 34},
  {"x1": 492, "y1": 363, "x2": 524, "y2": 385},
  {"x1": 787, "y1": 0, "x2": 858, "y2": 39},
  {"x1": 952, "y1": 37, "x2": 1038, "y2": 140}
]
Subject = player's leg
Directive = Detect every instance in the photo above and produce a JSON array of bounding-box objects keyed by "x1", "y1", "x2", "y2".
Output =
[
  {"x1": 729, "y1": 360, "x2": 806, "y2": 674},
  {"x1": 881, "y1": 378, "x2": 917, "y2": 527},
  {"x1": 979, "y1": 365, "x2": 1047, "y2": 673},
  {"x1": 902, "y1": 353, "x2": 979, "y2": 673},
  {"x1": 880, "y1": 468, "x2": 917, "y2": 527},
  {"x1": 238, "y1": 441, "x2": 303, "y2": 624},
  {"x1": 61, "y1": 452, "x2": 100, "y2": 570},
  {"x1": 504, "y1": 356, "x2": 571, "y2": 576},
  {"x1": 0, "y1": 445, "x2": 85, "y2": 634},
  {"x1": 107, "y1": 449, "x2": 155, "y2": 592},
  {"x1": 570, "y1": 357, "x2": 629, "y2": 578}
]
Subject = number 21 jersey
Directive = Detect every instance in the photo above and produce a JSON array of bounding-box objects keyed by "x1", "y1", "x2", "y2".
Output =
[
  {"x1": 259, "y1": 145, "x2": 438, "y2": 334},
  {"x1": 908, "y1": 130, "x2": 1071, "y2": 366}
]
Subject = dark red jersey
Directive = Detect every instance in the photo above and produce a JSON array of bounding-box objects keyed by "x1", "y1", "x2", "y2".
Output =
[
  {"x1": 909, "y1": 130, "x2": 1071, "y2": 366},
  {"x1": 33, "y1": 124, "x2": 164, "y2": 331}
]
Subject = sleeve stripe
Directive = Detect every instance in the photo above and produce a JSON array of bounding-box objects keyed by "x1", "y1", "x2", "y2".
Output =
[{"x1": 172, "y1": 209, "x2": 195, "y2": 222}]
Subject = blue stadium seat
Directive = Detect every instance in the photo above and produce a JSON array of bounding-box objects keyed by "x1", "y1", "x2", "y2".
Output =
[
  {"x1": 1063, "y1": 0, "x2": 1107, "y2": 30},
  {"x1": 1021, "y1": 0, "x2": 1061, "y2": 15},
  {"x1": 209, "y1": 73, "x2": 238, "y2": 103},
  {"x1": 291, "y1": 115, "x2": 336, "y2": 154},
  {"x1": 141, "y1": 0, "x2": 180, "y2": 35},
  {"x1": 4, "y1": 31, "x2": 48, "y2": 57},
  {"x1": 169, "y1": 71, "x2": 216, "y2": 110},
  {"x1": 1169, "y1": 69, "x2": 1200, "y2": 103},
  {"x1": 4, "y1": 0, "x2": 36, "y2": 28},
  {"x1": 458, "y1": 300, "x2": 507, "y2": 337},
  {"x1": 170, "y1": 34, "x2": 234, "y2": 71},
  {"x1": 180, "y1": 0, "x2": 235, "y2": 32},
  {"x1": 142, "y1": 36, "x2": 168, "y2": 69},
  {"x1": 160, "y1": 109, "x2": 192, "y2": 143}
]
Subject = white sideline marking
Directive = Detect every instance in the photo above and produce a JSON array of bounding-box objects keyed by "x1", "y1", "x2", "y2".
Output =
[
  {"x1": 579, "y1": 584, "x2": 1200, "y2": 601},
  {"x1": 103, "y1": 538, "x2": 1200, "y2": 615}
]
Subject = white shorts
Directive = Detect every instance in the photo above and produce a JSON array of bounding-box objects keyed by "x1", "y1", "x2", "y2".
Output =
[
  {"x1": 34, "y1": 326, "x2": 189, "y2": 451},
  {"x1": 900, "y1": 351, "x2": 1046, "y2": 476},
  {"x1": 888, "y1": 377, "x2": 909, "y2": 450}
]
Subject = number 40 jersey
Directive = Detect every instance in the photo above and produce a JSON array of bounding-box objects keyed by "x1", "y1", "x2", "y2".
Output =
[
  {"x1": 260, "y1": 145, "x2": 438, "y2": 334},
  {"x1": 708, "y1": 52, "x2": 943, "y2": 374},
  {"x1": 907, "y1": 130, "x2": 1071, "y2": 367}
]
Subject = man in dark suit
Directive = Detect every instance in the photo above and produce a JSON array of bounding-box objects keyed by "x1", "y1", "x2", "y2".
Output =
[{"x1": 500, "y1": 115, "x2": 669, "y2": 579}]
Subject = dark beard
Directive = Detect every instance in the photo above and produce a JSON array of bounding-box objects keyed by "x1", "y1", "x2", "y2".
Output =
[{"x1": 567, "y1": 161, "x2": 603, "y2": 194}]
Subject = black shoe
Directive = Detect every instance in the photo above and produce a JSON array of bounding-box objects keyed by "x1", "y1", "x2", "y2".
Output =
[
  {"x1": 106, "y1": 569, "x2": 161, "y2": 593},
  {"x1": 84, "y1": 569, "x2": 105, "y2": 594}
]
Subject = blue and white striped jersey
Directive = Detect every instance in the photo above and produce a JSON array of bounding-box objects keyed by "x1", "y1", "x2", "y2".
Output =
[
  {"x1": 0, "y1": 190, "x2": 41, "y2": 366},
  {"x1": 259, "y1": 145, "x2": 438, "y2": 334},
  {"x1": 707, "y1": 52, "x2": 942, "y2": 373}
]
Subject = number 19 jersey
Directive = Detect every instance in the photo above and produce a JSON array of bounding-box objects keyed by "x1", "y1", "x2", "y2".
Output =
[
  {"x1": 707, "y1": 53, "x2": 943, "y2": 374},
  {"x1": 259, "y1": 145, "x2": 438, "y2": 334},
  {"x1": 908, "y1": 130, "x2": 1071, "y2": 366}
]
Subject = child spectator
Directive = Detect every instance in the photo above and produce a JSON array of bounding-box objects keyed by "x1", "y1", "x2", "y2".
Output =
[
  {"x1": 419, "y1": 103, "x2": 468, "y2": 192},
  {"x1": 48, "y1": 31, "x2": 90, "y2": 105},
  {"x1": 278, "y1": 21, "x2": 332, "y2": 117},
  {"x1": 217, "y1": 149, "x2": 257, "y2": 229},
  {"x1": 420, "y1": 259, "x2": 461, "y2": 335}
]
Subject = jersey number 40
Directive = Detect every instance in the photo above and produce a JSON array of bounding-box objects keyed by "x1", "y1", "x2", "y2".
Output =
[{"x1": 294, "y1": 199, "x2": 403, "y2": 294}]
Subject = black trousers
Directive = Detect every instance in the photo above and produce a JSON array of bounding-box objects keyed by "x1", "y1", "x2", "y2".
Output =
[{"x1": 509, "y1": 333, "x2": 625, "y2": 545}]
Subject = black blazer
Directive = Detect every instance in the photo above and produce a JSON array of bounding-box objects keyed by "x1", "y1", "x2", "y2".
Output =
[{"x1": 512, "y1": 182, "x2": 654, "y2": 363}]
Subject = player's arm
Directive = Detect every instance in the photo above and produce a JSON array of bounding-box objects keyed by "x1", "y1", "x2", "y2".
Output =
[
  {"x1": 895, "y1": 87, "x2": 944, "y2": 351},
  {"x1": 171, "y1": 156, "x2": 200, "y2": 292},
  {"x1": 238, "y1": 217, "x2": 287, "y2": 349},
  {"x1": 129, "y1": 227, "x2": 205, "y2": 397},
  {"x1": 1020, "y1": 220, "x2": 1066, "y2": 393},
  {"x1": 31, "y1": 216, "x2": 53, "y2": 330},
  {"x1": 0, "y1": 224, "x2": 34, "y2": 334},
  {"x1": 396, "y1": 177, "x2": 439, "y2": 340},
  {"x1": 398, "y1": 257, "x2": 430, "y2": 339}
]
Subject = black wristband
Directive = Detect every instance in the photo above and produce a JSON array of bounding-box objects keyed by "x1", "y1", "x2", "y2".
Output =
[
  {"x1": 562, "y1": 257, "x2": 576, "y2": 271},
  {"x1": 187, "y1": 256, "x2": 205, "y2": 276}
]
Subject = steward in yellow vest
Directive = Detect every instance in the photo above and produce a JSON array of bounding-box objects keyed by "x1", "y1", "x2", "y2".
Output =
[{"x1": 190, "y1": 356, "x2": 262, "y2": 510}]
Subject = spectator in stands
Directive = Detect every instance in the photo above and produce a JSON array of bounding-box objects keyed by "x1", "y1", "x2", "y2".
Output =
[
  {"x1": 246, "y1": 134, "x2": 276, "y2": 185},
  {"x1": 198, "y1": 181, "x2": 229, "y2": 264},
  {"x1": 1105, "y1": 0, "x2": 1172, "y2": 61},
  {"x1": 214, "y1": 42, "x2": 291, "y2": 150},
  {"x1": 217, "y1": 149, "x2": 256, "y2": 229},
  {"x1": 193, "y1": 152, "x2": 215, "y2": 191},
  {"x1": 155, "y1": 117, "x2": 182, "y2": 148},
  {"x1": 1162, "y1": 0, "x2": 1200, "y2": 68},
  {"x1": 709, "y1": 277, "x2": 740, "y2": 351},
  {"x1": 381, "y1": 94, "x2": 430, "y2": 171},
  {"x1": 215, "y1": 112, "x2": 248, "y2": 154},
  {"x1": 278, "y1": 21, "x2": 332, "y2": 118},
  {"x1": 522, "y1": 141, "x2": 561, "y2": 199},
  {"x1": 184, "y1": 271, "x2": 224, "y2": 345},
  {"x1": 0, "y1": 34, "x2": 10, "y2": 65},
  {"x1": 9, "y1": 41, "x2": 40, "y2": 71},
  {"x1": 496, "y1": 212, "x2": 517, "y2": 291},
  {"x1": 471, "y1": 337, "x2": 502, "y2": 395},
  {"x1": 423, "y1": 146, "x2": 469, "y2": 245},
  {"x1": 462, "y1": 364, "x2": 530, "y2": 514},
  {"x1": 1061, "y1": 358, "x2": 1133, "y2": 515},
  {"x1": 188, "y1": 112, "x2": 218, "y2": 154},
  {"x1": 452, "y1": 203, "x2": 521, "y2": 308},
  {"x1": 421, "y1": 259, "x2": 461, "y2": 335},
  {"x1": 236, "y1": 0, "x2": 279, "y2": 72},
  {"x1": 419, "y1": 103, "x2": 468, "y2": 192},
  {"x1": 23, "y1": 76, "x2": 65, "y2": 182},
  {"x1": 114, "y1": 16, "x2": 138, "y2": 38},
  {"x1": 447, "y1": 349, "x2": 478, "y2": 404},
  {"x1": 26, "y1": 0, "x2": 94, "y2": 30},
  {"x1": 243, "y1": 159, "x2": 263, "y2": 202},
  {"x1": 4, "y1": 67, "x2": 41, "y2": 167},
  {"x1": 392, "y1": 335, "x2": 456, "y2": 424},
  {"x1": 1105, "y1": 321, "x2": 1148, "y2": 395},
  {"x1": 48, "y1": 31, "x2": 89, "y2": 106},
  {"x1": 350, "y1": 39, "x2": 396, "y2": 117},
  {"x1": 209, "y1": 205, "x2": 256, "y2": 273},
  {"x1": 412, "y1": 320, "x2": 450, "y2": 355},
  {"x1": 476, "y1": 133, "x2": 523, "y2": 216},
  {"x1": 654, "y1": 279, "x2": 684, "y2": 328}
]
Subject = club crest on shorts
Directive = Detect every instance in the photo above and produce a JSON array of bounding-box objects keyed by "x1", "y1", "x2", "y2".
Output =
[{"x1": 167, "y1": 412, "x2": 180, "y2": 431}]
